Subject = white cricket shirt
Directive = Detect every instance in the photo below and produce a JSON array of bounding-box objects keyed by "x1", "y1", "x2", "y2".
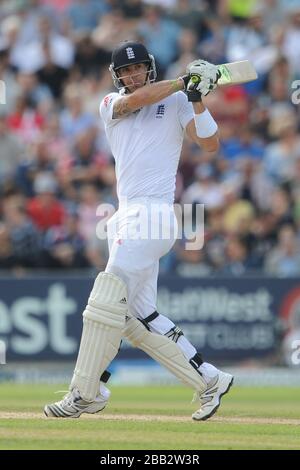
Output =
[{"x1": 100, "y1": 91, "x2": 194, "y2": 204}]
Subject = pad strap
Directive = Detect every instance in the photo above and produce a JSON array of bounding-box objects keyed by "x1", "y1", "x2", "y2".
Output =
[{"x1": 123, "y1": 316, "x2": 206, "y2": 393}]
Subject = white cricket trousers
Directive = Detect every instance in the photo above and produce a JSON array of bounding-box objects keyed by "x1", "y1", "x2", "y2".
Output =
[{"x1": 105, "y1": 197, "x2": 177, "y2": 320}]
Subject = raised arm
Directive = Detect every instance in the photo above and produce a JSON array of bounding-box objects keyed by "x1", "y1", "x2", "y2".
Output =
[
  {"x1": 184, "y1": 60, "x2": 220, "y2": 153},
  {"x1": 112, "y1": 78, "x2": 185, "y2": 119},
  {"x1": 185, "y1": 101, "x2": 220, "y2": 153}
]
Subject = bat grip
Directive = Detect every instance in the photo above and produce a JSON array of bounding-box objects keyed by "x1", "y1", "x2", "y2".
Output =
[{"x1": 189, "y1": 74, "x2": 202, "y2": 90}]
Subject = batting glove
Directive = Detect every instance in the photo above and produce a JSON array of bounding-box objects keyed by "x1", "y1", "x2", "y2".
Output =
[
  {"x1": 179, "y1": 74, "x2": 203, "y2": 102},
  {"x1": 186, "y1": 60, "x2": 220, "y2": 97}
]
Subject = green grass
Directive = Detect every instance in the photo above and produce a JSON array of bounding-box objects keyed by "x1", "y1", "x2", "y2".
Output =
[{"x1": 0, "y1": 384, "x2": 300, "y2": 449}]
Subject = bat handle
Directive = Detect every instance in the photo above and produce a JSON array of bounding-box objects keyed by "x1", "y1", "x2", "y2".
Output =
[{"x1": 188, "y1": 74, "x2": 202, "y2": 91}]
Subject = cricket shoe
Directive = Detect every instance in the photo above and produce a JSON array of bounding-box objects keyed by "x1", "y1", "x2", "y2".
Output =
[
  {"x1": 44, "y1": 382, "x2": 110, "y2": 418},
  {"x1": 192, "y1": 371, "x2": 234, "y2": 421}
]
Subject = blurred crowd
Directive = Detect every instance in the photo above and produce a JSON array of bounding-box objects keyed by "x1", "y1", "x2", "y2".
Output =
[{"x1": 0, "y1": 0, "x2": 300, "y2": 277}]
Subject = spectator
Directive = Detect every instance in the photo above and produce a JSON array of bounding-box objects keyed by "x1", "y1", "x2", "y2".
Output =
[
  {"x1": 238, "y1": 158, "x2": 274, "y2": 212},
  {"x1": 77, "y1": 183, "x2": 109, "y2": 269},
  {"x1": 221, "y1": 124, "x2": 264, "y2": 164},
  {"x1": 218, "y1": 235, "x2": 251, "y2": 276},
  {"x1": 269, "y1": 187, "x2": 294, "y2": 228},
  {"x1": 0, "y1": 112, "x2": 23, "y2": 183},
  {"x1": 16, "y1": 135, "x2": 57, "y2": 197},
  {"x1": 73, "y1": 34, "x2": 111, "y2": 78},
  {"x1": 14, "y1": 0, "x2": 60, "y2": 46},
  {"x1": 282, "y1": 5, "x2": 300, "y2": 76},
  {"x1": 205, "y1": 85, "x2": 250, "y2": 126},
  {"x1": 165, "y1": 28, "x2": 198, "y2": 79},
  {"x1": 65, "y1": 0, "x2": 108, "y2": 34},
  {"x1": 119, "y1": 0, "x2": 144, "y2": 19},
  {"x1": 265, "y1": 225, "x2": 300, "y2": 277},
  {"x1": 16, "y1": 70, "x2": 53, "y2": 113},
  {"x1": 226, "y1": 4, "x2": 278, "y2": 77},
  {"x1": 27, "y1": 172, "x2": 65, "y2": 231},
  {"x1": 60, "y1": 83, "x2": 96, "y2": 141},
  {"x1": 7, "y1": 93, "x2": 44, "y2": 144},
  {"x1": 182, "y1": 163, "x2": 225, "y2": 211},
  {"x1": 264, "y1": 107, "x2": 300, "y2": 184},
  {"x1": 92, "y1": 9, "x2": 136, "y2": 54},
  {"x1": 247, "y1": 212, "x2": 277, "y2": 268},
  {"x1": 37, "y1": 39, "x2": 69, "y2": 100},
  {"x1": 60, "y1": 129, "x2": 115, "y2": 191},
  {"x1": 43, "y1": 113, "x2": 71, "y2": 164},
  {"x1": 42, "y1": 211, "x2": 90, "y2": 269},
  {"x1": 170, "y1": 0, "x2": 207, "y2": 37},
  {"x1": 222, "y1": 184, "x2": 255, "y2": 235},
  {"x1": 137, "y1": 5, "x2": 181, "y2": 74},
  {"x1": 0, "y1": 42, "x2": 20, "y2": 113},
  {"x1": 175, "y1": 238, "x2": 212, "y2": 278},
  {"x1": 10, "y1": 15, "x2": 74, "y2": 72},
  {"x1": 205, "y1": 207, "x2": 227, "y2": 270},
  {"x1": 0, "y1": 223, "x2": 20, "y2": 270},
  {"x1": 2, "y1": 194, "x2": 41, "y2": 267}
]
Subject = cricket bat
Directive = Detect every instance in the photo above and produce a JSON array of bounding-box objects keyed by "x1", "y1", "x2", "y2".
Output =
[
  {"x1": 189, "y1": 60, "x2": 257, "y2": 90},
  {"x1": 217, "y1": 60, "x2": 258, "y2": 86}
]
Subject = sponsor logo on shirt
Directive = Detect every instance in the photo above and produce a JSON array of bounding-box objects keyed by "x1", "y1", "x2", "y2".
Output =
[
  {"x1": 156, "y1": 104, "x2": 165, "y2": 118},
  {"x1": 104, "y1": 95, "x2": 112, "y2": 107}
]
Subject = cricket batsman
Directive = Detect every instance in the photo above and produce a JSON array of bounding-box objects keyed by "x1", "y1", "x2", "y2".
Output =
[{"x1": 44, "y1": 41, "x2": 233, "y2": 421}]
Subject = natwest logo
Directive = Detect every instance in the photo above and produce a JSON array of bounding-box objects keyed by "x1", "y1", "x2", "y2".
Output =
[{"x1": 0, "y1": 284, "x2": 78, "y2": 357}]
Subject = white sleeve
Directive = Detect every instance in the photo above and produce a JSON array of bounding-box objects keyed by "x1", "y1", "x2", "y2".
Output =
[
  {"x1": 99, "y1": 93, "x2": 121, "y2": 127},
  {"x1": 176, "y1": 91, "x2": 194, "y2": 130}
]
